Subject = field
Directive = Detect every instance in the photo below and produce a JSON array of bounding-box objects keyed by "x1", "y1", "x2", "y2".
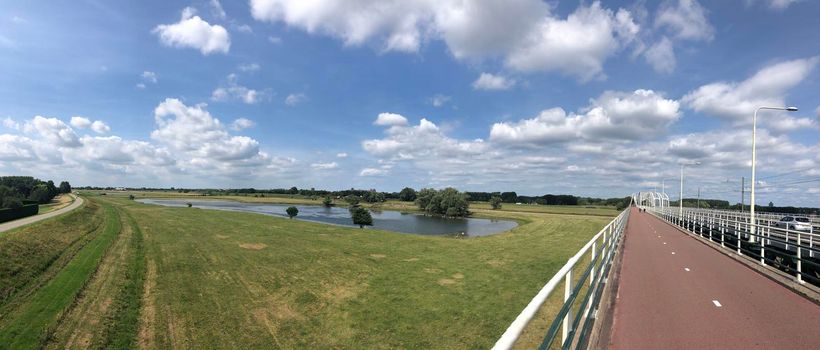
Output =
[{"x1": 0, "y1": 192, "x2": 617, "y2": 349}]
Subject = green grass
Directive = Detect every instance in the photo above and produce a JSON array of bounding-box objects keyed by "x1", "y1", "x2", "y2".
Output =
[
  {"x1": 0, "y1": 202, "x2": 102, "y2": 308},
  {"x1": 111, "y1": 195, "x2": 612, "y2": 349},
  {"x1": 1, "y1": 193, "x2": 617, "y2": 349},
  {"x1": 0, "y1": 202, "x2": 120, "y2": 349}
]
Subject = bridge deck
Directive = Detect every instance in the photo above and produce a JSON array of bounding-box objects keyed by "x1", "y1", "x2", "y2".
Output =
[{"x1": 608, "y1": 208, "x2": 820, "y2": 349}]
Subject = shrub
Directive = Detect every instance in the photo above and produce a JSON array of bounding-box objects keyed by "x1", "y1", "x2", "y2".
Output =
[
  {"x1": 322, "y1": 196, "x2": 333, "y2": 207},
  {"x1": 286, "y1": 206, "x2": 299, "y2": 219},
  {"x1": 415, "y1": 187, "x2": 469, "y2": 217},
  {"x1": 128, "y1": 194, "x2": 135, "y2": 200},
  {"x1": 351, "y1": 207, "x2": 373, "y2": 228},
  {"x1": 186, "y1": 202, "x2": 192, "y2": 208},
  {"x1": 489, "y1": 196, "x2": 502, "y2": 210}
]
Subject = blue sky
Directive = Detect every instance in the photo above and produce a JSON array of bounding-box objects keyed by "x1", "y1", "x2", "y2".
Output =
[{"x1": 0, "y1": 0, "x2": 818, "y2": 206}]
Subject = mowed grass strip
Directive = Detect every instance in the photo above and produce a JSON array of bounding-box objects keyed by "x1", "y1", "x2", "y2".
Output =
[
  {"x1": 0, "y1": 201, "x2": 102, "y2": 310},
  {"x1": 43, "y1": 203, "x2": 146, "y2": 350},
  {"x1": 117, "y1": 196, "x2": 611, "y2": 349},
  {"x1": 0, "y1": 202, "x2": 120, "y2": 349}
]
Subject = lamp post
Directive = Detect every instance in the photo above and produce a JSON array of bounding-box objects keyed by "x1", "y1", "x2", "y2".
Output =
[
  {"x1": 679, "y1": 162, "x2": 701, "y2": 216},
  {"x1": 749, "y1": 106, "x2": 798, "y2": 242}
]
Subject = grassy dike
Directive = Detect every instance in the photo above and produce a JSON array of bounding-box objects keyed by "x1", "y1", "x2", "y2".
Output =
[{"x1": 0, "y1": 202, "x2": 119, "y2": 348}]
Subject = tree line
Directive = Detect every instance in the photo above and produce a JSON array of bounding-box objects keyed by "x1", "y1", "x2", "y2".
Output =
[{"x1": 0, "y1": 176, "x2": 71, "y2": 209}]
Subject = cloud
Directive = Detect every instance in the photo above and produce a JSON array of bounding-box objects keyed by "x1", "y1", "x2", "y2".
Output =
[
  {"x1": 70, "y1": 116, "x2": 92, "y2": 129},
  {"x1": 682, "y1": 57, "x2": 818, "y2": 121},
  {"x1": 472, "y1": 73, "x2": 515, "y2": 90},
  {"x1": 359, "y1": 168, "x2": 388, "y2": 176},
  {"x1": 212, "y1": 74, "x2": 266, "y2": 104},
  {"x1": 70, "y1": 116, "x2": 109, "y2": 134},
  {"x1": 235, "y1": 24, "x2": 253, "y2": 33},
  {"x1": 429, "y1": 94, "x2": 451, "y2": 107},
  {"x1": 210, "y1": 0, "x2": 226, "y2": 19},
  {"x1": 644, "y1": 36, "x2": 676, "y2": 74},
  {"x1": 336, "y1": 152, "x2": 348, "y2": 158},
  {"x1": 2, "y1": 117, "x2": 20, "y2": 130},
  {"x1": 764, "y1": 116, "x2": 816, "y2": 134},
  {"x1": 746, "y1": 0, "x2": 803, "y2": 10},
  {"x1": 491, "y1": 89, "x2": 681, "y2": 145},
  {"x1": 153, "y1": 7, "x2": 230, "y2": 55},
  {"x1": 142, "y1": 71, "x2": 158, "y2": 83},
  {"x1": 311, "y1": 162, "x2": 339, "y2": 170},
  {"x1": 91, "y1": 120, "x2": 110, "y2": 134},
  {"x1": 0, "y1": 134, "x2": 38, "y2": 161},
  {"x1": 268, "y1": 36, "x2": 282, "y2": 44},
  {"x1": 250, "y1": 1, "x2": 639, "y2": 81},
  {"x1": 284, "y1": 93, "x2": 307, "y2": 106},
  {"x1": 655, "y1": 0, "x2": 714, "y2": 42},
  {"x1": 230, "y1": 118, "x2": 255, "y2": 131},
  {"x1": 238, "y1": 63, "x2": 260, "y2": 72},
  {"x1": 27, "y1": 116, "x2": 81, "y2": 147},
  {"x1": 373, "y1": 113, "x2": 408, "y2": 126}
]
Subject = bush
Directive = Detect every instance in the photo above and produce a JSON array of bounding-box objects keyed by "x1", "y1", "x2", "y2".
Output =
[
  {"x1": 128, "y1": 194, "x2": 135, "y2": 200},
  {"x1": 350, "y1": 207, "x2": 373, "y2": 228},
  {"x1": 489, "y1": 196, "x2": 502, "y2": 210},
  {"x1": 345, "y1": 195, "x2": 361, "y2": 206},
  {"x1": 286, "y1": 206, "x2": 299, "y2": 219},
  {"x1": 186, "y1": 202, "x2": 192, "y2": 208},
  {"x1": 322, "y1": 196, "x2": 333, "y2": 207}
]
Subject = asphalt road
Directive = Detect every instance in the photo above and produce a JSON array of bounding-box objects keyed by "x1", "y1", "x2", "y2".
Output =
[
  {"x1": 0, "y1": 194, "x2": 84, "y2": 233},
  {"x1": 609, "y1": 207, "x2": 820, "y2": 349}
]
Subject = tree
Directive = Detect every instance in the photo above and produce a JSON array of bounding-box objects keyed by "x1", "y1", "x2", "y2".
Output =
[
  {"x1": 286, "y1": 206, "x2": 299, "y2": 219},
  {"x1": 768, "y1": 201, "x2": 774, "y2": 208},
  {"x1": 363, "y1": 190, "x2": 385, "y2": 203},
  {"x1": 489, "y1": 196, "x2": 503, "y2": 210},
  {"x1": 345, "y1": 195, "x2": 361, "y2": 206},
  {"x1": 29, "y1": 185, "x2": 52, "y2": 204},
  {"x1": 500, "y1": 191, "x2": 518, "y2": 203},
  {"x1": 415, "y1": 188, "x2": 436, "y2": 211},
  {"x1": 398, "y1": 187, "x2": 417, "y2": 202},
  {"x1": 288, "y1": 186, "x2": 299, "y2": 195},
  {"x1": 128, "y1": 194, "x2": 135, "y2": 200},
  {"x1": 59, "y1": 181, "x2": 72, "y2": 194},
  {"x1": 323, "y1": 196, "x2": 333, "y2": 207},
  {"x1": 351, "y1": 207, "x2": 373, "y2": 228},
  {"x1": 415, "y1": 187, "x2": 470, "y2": 217}
]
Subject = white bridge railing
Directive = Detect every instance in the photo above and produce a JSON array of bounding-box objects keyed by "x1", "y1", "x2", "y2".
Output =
[
  {"x1": 647, "y1": 206, "x2": 820, "y2": 287},
  {"x1": 493, "y1": 208, "x2": 630, "y2": 350}
]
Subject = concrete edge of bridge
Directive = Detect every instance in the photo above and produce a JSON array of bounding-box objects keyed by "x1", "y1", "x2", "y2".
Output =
[
  {"x1": 585, "y1": 219, "x2": 630, "y2": 350},
  {"x1": 651, "y1": 213, "x2": 820, "y2": 306}
]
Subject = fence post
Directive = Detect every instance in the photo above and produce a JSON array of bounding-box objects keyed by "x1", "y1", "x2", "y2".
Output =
[
  {"x1": 563, "y1": 270, "x2": 572, "y2": 345},
  {"x1": 797, "y1": 232, "x2": 802, "y2": 284}
]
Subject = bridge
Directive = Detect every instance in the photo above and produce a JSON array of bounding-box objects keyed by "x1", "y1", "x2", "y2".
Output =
[{"x1": 493, "y1": 196, "x2": 820, "y2": 349}]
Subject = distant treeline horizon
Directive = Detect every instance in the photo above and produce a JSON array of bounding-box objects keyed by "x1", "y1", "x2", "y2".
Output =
[{"x1": 75, "y1": 186, "x2": 818, "y2": 213}]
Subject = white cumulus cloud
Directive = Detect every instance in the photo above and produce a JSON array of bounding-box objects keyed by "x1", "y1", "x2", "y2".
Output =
[
  {"x1": 153, "y1": 7, "x2": 230, "y2": 55},
  {"x1": 472, "y1": 73, "x2": 515, "y2": 91},
  {"x1": 682, "y1": 57, "x2": 818, "y2": 121},
  {"x1": 655, "y1": 0, "x2": 714, "y2": 42}
]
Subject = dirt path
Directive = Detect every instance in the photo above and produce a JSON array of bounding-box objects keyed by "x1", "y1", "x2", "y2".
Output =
[{"x1": 609, "y1": 208, "x2": 820, "y2": 349}]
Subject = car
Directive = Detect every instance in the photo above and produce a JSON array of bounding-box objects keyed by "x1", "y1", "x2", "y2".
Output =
[{"x1": 773, "y1": 216, "x2": 812, "y2": 232}]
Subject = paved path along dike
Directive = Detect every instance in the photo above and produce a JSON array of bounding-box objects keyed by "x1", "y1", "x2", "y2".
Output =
[
  {"x1": 608, "y1": 207, "x2": 820, "y2": 349},
  {"x1": 0, "y1": 194, "x2": 84, "y2": 233}
]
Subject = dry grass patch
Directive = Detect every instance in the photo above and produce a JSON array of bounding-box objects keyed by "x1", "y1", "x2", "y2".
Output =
[
  {"x1": 369, "y1": 253, "x2": 386, "y2": 259},
  {"x1": 238, "y1": 243, "x2": 267, "y2": 250}
]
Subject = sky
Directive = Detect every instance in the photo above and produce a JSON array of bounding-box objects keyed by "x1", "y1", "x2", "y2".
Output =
[{"x1": 0, "y1": 0, "x2": 818, "y2": 206}]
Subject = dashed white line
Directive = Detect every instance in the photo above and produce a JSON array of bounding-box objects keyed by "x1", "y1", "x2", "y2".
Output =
[
  {"x1": 671, "y1": 252, "x2": 676, "y2": 255},
  {"x1": 663, "y1": 242, "x2": 667, "y2": 245},
  {"x1": 684, "y1": 268, "x2": 690, "y2": 272},
  {"x1": 712, "y1": 300, "x2": 722, "y2": 307}
]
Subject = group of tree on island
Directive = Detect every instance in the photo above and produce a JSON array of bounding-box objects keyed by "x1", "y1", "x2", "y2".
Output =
[{"x1": 0, "y1": 176, "x2": 71, "y2": 209}]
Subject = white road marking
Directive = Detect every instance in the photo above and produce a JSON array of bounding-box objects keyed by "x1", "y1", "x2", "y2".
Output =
[
  {"x1": 684, "y1": 268, "x2": 690, "y2": 272},
  {"x1": 712, "y1": 300, "x2": 722, "y2": 307},
  {"x1": 663, "y1": 242, "x2": 667, "y2": 245},
  {"x1": 671, "y1": 252, "x2": 676, "y2": 255}
]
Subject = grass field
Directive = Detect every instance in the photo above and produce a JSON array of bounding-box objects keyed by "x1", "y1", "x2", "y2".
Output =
[{"x1": 1, "y1": 192, "x2": 618, "y2": 349}]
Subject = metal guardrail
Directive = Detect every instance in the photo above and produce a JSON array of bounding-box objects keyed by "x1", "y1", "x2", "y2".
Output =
[
  {"x1": 493, "y1": 208, "x2": 630, "y2": 350},
  {"x1": 647, "y1": 207, "x2": 820, "y2": 287}
]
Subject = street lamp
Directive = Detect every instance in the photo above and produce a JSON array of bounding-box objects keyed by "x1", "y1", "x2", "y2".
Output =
[
  {"x1": 749, "y1": 106, "x2": 798, "y2": 242},
  {"x1": 679, "y1": 161, "x2": 701, "y2": 216}
]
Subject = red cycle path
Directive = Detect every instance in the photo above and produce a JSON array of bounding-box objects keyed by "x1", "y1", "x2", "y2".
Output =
[{"x1": 608, "y1": 208, "x2": 820, "y2": 349}]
